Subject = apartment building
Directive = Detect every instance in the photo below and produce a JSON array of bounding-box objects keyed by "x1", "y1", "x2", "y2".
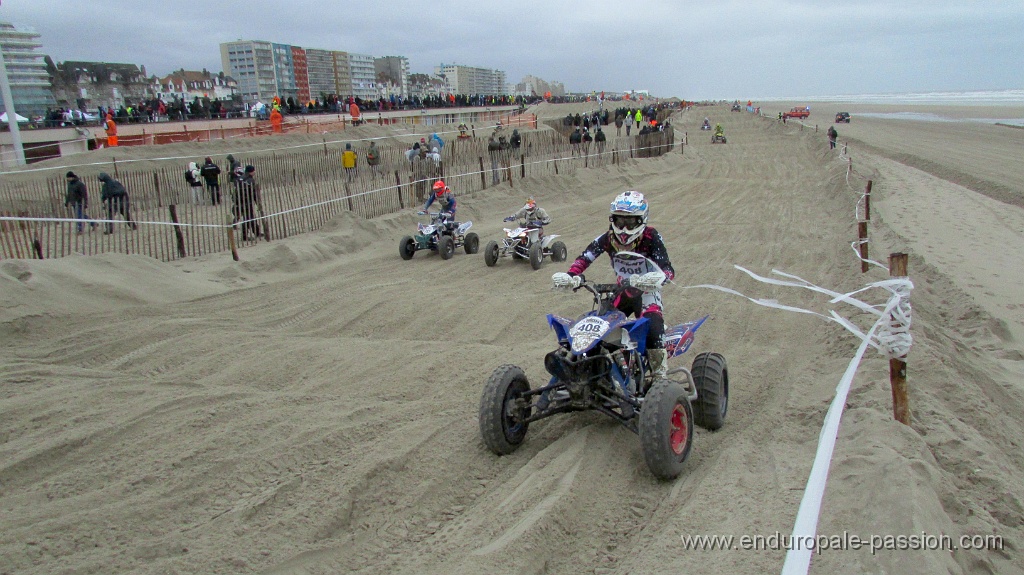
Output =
[{"x1": 0, "y1": 21, "x2": 55, "y2": 117}]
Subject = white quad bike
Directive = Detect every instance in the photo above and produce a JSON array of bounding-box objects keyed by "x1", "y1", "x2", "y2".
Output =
[{"x1": 484, "y1": 217, "x2": 568, "y2": 270}]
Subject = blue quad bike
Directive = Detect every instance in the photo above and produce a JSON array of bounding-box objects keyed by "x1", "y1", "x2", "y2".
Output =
[
  {"x1": 478, "y1": 253, "x2": 729, "y2": 480},
  {"x1": 399, "y1": 211, "x2": 479, "y2": 260}
]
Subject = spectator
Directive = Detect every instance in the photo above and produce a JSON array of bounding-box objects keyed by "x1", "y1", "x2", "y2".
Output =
[
  {"x1": 595, "y1": 127, "x2": 607, "y2": 155},
  {"x1": 236, "y1": 165, "x2": 263, "y2": 241},
  {"x1": 200, "y1": 157, "x2": 222, "y2": 205},
  {"x1": 510, "y1": 129, "x2": 522, "y2": 150},
  {"x1": 64, "y1": 171, "x2": 96, "y2": 233},
  {"x1": 827, "y1": 125, "x2": 838, "y2": 150},
  {"x1": 487, "y1": 135, "x2": 502, "y2": 185},
  {"x1": 104, "y1": 113, "x2": 118, "y2": 147},
  {"x1": 270, "y1": 107, "x2": 283, "y2": 133},
  {"x1": 186, "y1": 161, "x2": 204, "y2": 204},
  {"x1": 342, "y1": 143, "x2": 357, "y2": 181},
  {"x1": 569, "y1": 126, "x2": 583, "y2": 156},
  {"x1": 582, "y1": 128, "x2": 593, "y2": 156},
  {"x1": 366, "y1": 141, "x2": 381, "y2": 175},
  {"x1": 412, "y1": 146, "x2": 430, "y2": 201},
  {"x1": 97, "y1": 173, "x2": 137, "y2": 234},
  {"x1": 226, "y1": 154, "x2": 241, "y2": 186}
]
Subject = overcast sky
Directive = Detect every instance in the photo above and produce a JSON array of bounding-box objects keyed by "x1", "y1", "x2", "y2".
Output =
[{"x1": 4, "y1": 0, "x2": 1022, "y2": 100}]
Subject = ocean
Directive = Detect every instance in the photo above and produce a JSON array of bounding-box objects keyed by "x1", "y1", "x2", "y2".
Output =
[
  {"x1": 755, "y1": 89, "x2": 1024, "y2": 105},
  {"x1": 755, "y1": 89, "x2": 1024, "y2": 126}
]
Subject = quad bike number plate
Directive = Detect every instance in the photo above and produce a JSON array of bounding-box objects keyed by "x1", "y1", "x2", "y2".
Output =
[{"x1": 569, "y1": 316, "x2": 610, "y2": 353}]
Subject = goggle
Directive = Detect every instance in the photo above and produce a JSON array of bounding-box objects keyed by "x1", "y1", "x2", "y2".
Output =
[{"x1": 611, "y1": 215, "x2": 642, "y2": 229}]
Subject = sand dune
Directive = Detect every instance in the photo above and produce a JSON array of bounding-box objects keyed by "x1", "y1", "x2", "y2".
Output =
[{"x1": 1, "y1": 103, "x2": 1022, "y2": 574}]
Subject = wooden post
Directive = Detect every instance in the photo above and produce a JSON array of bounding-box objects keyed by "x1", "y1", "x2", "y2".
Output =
[
  {"x1": 858, "y1": 221, "x2": 869, "y2": 273},
  {"x1": 521, "y1": 154, "x2": 525, "y2": 178},
  {"x1": 153, "y1": 172, "x2": 162, "y2": 207},
  {"x1": 227, "y1": 226, "x2": 239, "y2": 261},
  {"x1": 168, "y1": 205, "x2": 186, "y2": 258},
  {"x1": 864, "y1": 180, "x2": 872, "y2": 221},
  {"x1": 112, "y1": 157, "x2": 119, "y2": 178},
  {"x1": 889, "y1": 252, "x2": 910, "y2": 425},
  {"x1": 395, "y1": 170, "x2": 405, "y2": 209},
  {"x1": 479, "y1": 157, "x2": 486, "y2": 189},
  {"x1": 553, "y1": 158, "x2": 559, "y2": 175},
  {"x1": 32, "y1": 238, "x2": 43, "y2": 259}
]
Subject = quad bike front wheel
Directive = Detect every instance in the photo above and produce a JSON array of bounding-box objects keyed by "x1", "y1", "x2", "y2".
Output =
[
  {"x1": 550, "y1": 241, "x2": 568, "y2": 263},
  {"x1": 529, "y1": 242, "x2": 544, "y2": 270},
  {"x1": 639, "y1": 379, "x2": 694, "y2": 480},
  {"x1": 479, "y1": 364, "x2": 532, "y2": 455},
  {"x1": 691, "y1": 352, "x2": 728, "y2": 430},
  {"x1": 438, "y1": 235, "x2": 455, "y2": 260},
  {"x1": 399, "y1": 236, "x2": 416, "y2": 260},
  {"x1": 484, "y1": 240, "x2": 500, "y2": 267},
  {"x1": 464, "y1": 232, "x2": 480, "y2": 255}
]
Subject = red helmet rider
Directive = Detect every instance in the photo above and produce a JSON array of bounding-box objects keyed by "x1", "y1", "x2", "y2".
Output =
[{"x1": 433, "y1": 180, "x2": 447, "y2": 197}]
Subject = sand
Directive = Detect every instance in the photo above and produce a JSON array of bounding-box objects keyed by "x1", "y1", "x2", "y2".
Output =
[{"x1": 1, "y1": 100, "x2": 1022, "y2": 575}]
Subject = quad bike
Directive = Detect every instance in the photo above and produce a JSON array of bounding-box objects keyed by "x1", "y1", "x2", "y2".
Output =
[
  {"x1": 479, "y1": 252, "x2": 729, "y2": 480},
  {"x1": 484, "y1": 217, "x2": 568, "y2": 270},
  {"x1": 701, "y1": 121, "x2": 712, "y2": 131},
  {"x1": 399, "y1": 211, "x2": 479, "y2": 260},
  {"x1": 711, "y1": 131, "x2": 727, "y2": 144}
]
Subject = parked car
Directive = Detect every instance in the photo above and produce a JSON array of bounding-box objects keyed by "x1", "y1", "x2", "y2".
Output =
[{"x1": 834, "y1": 112, "x2": 850, "y2": 123}]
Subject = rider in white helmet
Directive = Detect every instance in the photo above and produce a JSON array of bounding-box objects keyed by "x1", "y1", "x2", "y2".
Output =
[{"x1": 552, "y1": 190, "x2": 675, "y2": 379}]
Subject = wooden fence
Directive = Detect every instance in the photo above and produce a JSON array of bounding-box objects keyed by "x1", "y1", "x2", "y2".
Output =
[{"x1": 0, "y1": 125, "x2": 674, "y2": 262}]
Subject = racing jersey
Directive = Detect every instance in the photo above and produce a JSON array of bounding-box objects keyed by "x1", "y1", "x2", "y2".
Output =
[
  {"x1": 424, "y1": 190, "x2": 456, "y2": 214},
  {"x1": 567, "y1": 227, "x2": 675, "y2": 284}
]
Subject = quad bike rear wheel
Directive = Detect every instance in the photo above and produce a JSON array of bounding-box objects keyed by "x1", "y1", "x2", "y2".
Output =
[
  {"x1": 639, "y1": 379, "x2": 694, "y2": 480},
  {"x1": 479, "y1": 364, "x2": 532, "y2": 455},
  {"x1": 529, "y1": 242, "x2": 544, "y2": 270},
  {"x1": 484, "y1": 240, "x2": 500, "y2": 267},
  {"x1": 464, "y1": 232, "x2": 480, "y2": 254},
  {"x1": 438, "y1": 235, "x2": 455, "y2": 260},
  {"x1": 550, "y1": 241, "x2": 568, "y2": 263},
  {"x1": 399, "y1": 236, "x2": 416, "y2": 260},
  {"x1": 691, "y1": 352, "x2": 728, "y2": 430}
]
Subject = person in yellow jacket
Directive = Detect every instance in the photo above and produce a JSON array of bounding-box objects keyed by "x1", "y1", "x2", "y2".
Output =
[
  {"x1": 634, "y1": 108, "x2": 643, "y2": 130},
  {"x1": 342, "y1": 142, "x2": 357, "y2": 181}
]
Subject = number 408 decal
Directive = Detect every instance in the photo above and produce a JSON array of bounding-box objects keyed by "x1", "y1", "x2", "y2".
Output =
[{"x1": 570, "y1": 317, "x2": 610, "y2": 337}]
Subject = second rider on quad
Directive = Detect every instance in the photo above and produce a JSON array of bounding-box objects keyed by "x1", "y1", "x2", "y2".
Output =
[
  {"x1": 484, "y1": 196, "x2": 568, "y2": 269},
  {"x1": 552, "y1": 190, "x2": 673, "y2": 380}
]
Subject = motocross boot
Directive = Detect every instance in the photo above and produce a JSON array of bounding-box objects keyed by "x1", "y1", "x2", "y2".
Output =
[{"x1": 647, "y1": 348, "x2": 669, "y2": 382}]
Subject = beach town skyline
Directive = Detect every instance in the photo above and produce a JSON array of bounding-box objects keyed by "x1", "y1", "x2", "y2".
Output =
[{"x1": 4, "y1": 0, "x2": 1022, "y2": 100}]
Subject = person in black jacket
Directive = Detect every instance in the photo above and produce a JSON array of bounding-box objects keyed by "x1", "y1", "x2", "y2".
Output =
[
  {"x1": 594, "y1": 127, "x2": 607, "y2": 155},
  {"x1": 200, "y1": 157, "x2": 222, "y2": 205},
  {"x1": 64, "y1": 171, "x2": 96, "y2": 233},
  {"x1": 569, "y1": 126, "x2": 582, "y2": 156},
  {"x1": 236, "y1": 165, "x2": 263, "y2": 241},
  {"x1": 226, "y1": 154, "x2": 241, "y2": 185},
  {"x1": 98, "y1": 172, "x2": 138, "y2": 233}
]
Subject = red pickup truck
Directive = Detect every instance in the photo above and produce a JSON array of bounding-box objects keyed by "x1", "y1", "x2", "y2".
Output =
[{"x1": 782, "y1": 107, "x2": 810, "y2": 119}]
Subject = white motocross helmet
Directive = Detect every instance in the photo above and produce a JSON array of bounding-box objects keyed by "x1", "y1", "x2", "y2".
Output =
[{"x1": 609, "y1": 190, "x2": 649, "y2": 245}]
